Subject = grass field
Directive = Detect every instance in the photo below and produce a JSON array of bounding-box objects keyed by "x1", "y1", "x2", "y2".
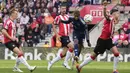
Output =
[{"x1": 0, "y1": 60, "x2": 129, "y2": 73}]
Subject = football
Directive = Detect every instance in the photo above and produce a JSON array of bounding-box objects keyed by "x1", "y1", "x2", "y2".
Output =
[{"x1": 84, "y1": 14, "x2": 93, "y2": 22}]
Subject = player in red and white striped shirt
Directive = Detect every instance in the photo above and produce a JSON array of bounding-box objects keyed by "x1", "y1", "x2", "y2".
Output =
[
  {"x1": 1, "y1": 8, "x2": 36, "y2": 72},
  {"x1": 76, "y1": 1, "x2": 120, "y2": 73},
  {"x1": 48, "y1": 5, "x2": 74, "y2": 70}
]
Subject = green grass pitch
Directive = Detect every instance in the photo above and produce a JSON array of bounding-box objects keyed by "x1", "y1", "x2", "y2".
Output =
[{"x1": 0, "y1": 60, "x2": 129, "y2": 73}]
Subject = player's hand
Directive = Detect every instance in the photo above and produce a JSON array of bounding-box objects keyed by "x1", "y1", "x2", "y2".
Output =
[
  {"x1": 11, "y1": 37, "x2": 18, "y2": 42},
  {"x1": 10, "y1": 37, "x2": 16, "y2": 41},
  {"x1": 56, "y1": 34, "x2": 61, "y2": 41},
  {"x1": 15, "y1": 38, "x2": 19, "y2": 42},
  {"x1": 103, "y1": 1, "x2": 108, "y2": 6}
]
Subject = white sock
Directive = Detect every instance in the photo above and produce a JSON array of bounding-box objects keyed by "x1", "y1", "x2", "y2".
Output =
[
  {"x1": 14, "y1": 57, "x2": 21, "y2": 68},
  {"x1": 57, "y1": 48, "x2": 63, "y2": 56},
  {"x1": 113, "y1": 56, "x2": 119, "y2": 71},
  {"x1": 18, "y1": 56, "x2": 31, "y2": 69},
  {"x1": 64, "y1": 50, "x2": 72, "y2": 64},
  {"x1": 79, "y1": 56, "x2": 93, "y2": 68},
  {"x1": 51, "y1": 55, "x2": 61, "y2": 64}
]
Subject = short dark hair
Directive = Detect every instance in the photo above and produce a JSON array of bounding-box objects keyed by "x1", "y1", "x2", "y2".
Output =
[
  {"x1": 74, "y1": 10, "x2": 80, "y2": 17},
  {"x1": 110, "y1": 9, "x2": 118, "y2": 15},
  {"x1": 60, "y1": 2, "x2": 67, "y2": 7}
]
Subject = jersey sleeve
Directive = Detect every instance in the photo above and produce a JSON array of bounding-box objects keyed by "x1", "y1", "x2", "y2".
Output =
[
  {"x1": 80, "y1": 17, "x2": 87, "y2": 28},
  {"x1": 3, "y1": 20, "x2": 10, "y2": 30},
  {"x1": 54, "y1": 16, "x2": 60, "y2": 25}
]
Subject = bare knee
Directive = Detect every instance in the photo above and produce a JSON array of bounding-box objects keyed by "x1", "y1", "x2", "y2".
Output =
[
  {"x1": 13, "y1": 47, "x2": 23, "y2": 57},
  {"x1": 67, "y1": 42, "x2": 74, "y2": 49}
]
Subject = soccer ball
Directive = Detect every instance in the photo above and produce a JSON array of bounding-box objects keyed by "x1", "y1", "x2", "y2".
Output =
[{"x1": 84, "y1": 14, "x2": 93, "y2": 22}]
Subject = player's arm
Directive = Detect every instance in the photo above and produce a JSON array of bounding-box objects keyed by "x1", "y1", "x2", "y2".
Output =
[
  {"x1": 84, "y1": 24, "x2": 91, "y2": 47},
  {"x1": 80, "y1": 17, "x2": 91, "y2": 47},
  {"x1": 53, "y1": 16, "x2": 61, "y2": 40},
  {"x1": 1, "y1": 22, "x2": 15, "y2": 41},
  {"x1": 1, "y1": 29, "x2": 13, "y2": 40},
  {"x1": 61, "y1": 17, "x2": 72, "y2": 24},
  {"x1": 103, "y1": 1, "x2": 110, "y2": 21},
  {"x1": 52, "y1": 23, "x2": 58, "y2": 36}
]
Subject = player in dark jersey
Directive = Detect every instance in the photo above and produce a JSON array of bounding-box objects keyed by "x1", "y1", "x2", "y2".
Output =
[
  {"x1": 1, "y1": 8, "x2": 36, "y2": 72},
  {"x1": 76, "y1": 1, "x2": 120, "y2": 73},
  {"x1": 61, "y1": 10, "x2": 91, "y2": 63}
]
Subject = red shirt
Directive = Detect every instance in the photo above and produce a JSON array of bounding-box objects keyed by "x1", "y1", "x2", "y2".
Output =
[
  {"x1": 121, "y1": 0, "x2": 129, "y2": 6},
  {"x1": 54, "y1": 14, "x2": 70, "y2": 36},
  {"x1": 51, "y1": 12, "x2": 57, "y2": 19},
  {"x1": 119, "y1": 34, "x2": 128, "y2": 41},
  {"x1": 3, "y1": 18, "x2": 16, "y2": 43},
  {"x1": 122, "y1": 22, "x2": 130, "y2": 31},
  {"x1": 37, "y1": 16, "x2": 43, "y2": 24},
  {"x1": 100, "y1": 18, "x2": 114, "y2": 40}
]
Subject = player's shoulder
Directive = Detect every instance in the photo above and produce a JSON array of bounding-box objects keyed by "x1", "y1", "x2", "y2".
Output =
[{"x1": 5, "y1": 19, "x2": 11, "y2": 24}]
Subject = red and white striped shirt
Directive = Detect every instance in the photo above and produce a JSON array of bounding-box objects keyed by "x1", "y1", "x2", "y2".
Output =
[
  {"x1": 3, "y1": 18, "x2": 16, "y2": 43},
  {"x1": 54, "y1": 14, "x2": 70, "y2": 36}
]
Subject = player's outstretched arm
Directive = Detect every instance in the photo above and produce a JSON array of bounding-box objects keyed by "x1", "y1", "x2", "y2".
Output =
[
  {"x1": 103, "y1": 1, "x2": 110, "y2": 21},
  {"x1": 61, "y1": 18, "x2": 72, "y2": 24}
]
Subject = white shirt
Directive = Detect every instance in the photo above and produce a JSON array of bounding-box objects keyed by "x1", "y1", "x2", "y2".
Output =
[
  {"x1": 20, "y1": 15, "x2": 30, "y2": 24},
  {"x1": 18, "y1": 12, "x2": 22, "y2": 19}
]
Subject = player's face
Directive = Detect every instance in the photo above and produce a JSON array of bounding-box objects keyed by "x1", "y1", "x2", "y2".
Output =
[
  {"x1": 74, "y1": 13, "x2": 80, "y2": 20},
  {"x1": 12, "y1": 11, "x2": 18, "y2": 20},
  {"x1": 61, "y1": 7, "x2": 66, "y2": 14},
  {"x1": 113, "y1": 11, "x2": 120, "y2": 24}
]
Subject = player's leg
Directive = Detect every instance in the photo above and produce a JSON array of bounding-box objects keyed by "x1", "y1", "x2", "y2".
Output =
[
  {"x1": 48, "y1": 36, "x2": 66, "y2": 70},
  {"x1": 62, "y1": 42, "x2": 73, "y2": 69},
  {"x1": 13, "y1": 47, "x2": 36, "y2": 72},
  {"x1": 74, "y1": 39, "x2": 79, "y2": 57},
  {"x1": 47, "y1": 47, "x2": 66, "y2": 70},
  {"x1": 13, "y1": 56, "x2": 23, "y2": 72},
  {"x1": 111, "y1": 46, "x2": 120, "y2": 73},
  {"x1": 106, "y1": 38, "x2": 119, "y2": 73},
  {"x1": 73, "y1": 32, "x2": 79, "y2": 58},
  {"x1": 13, "y1": 43, "x2": 23, "y2": 71},
  {"x1": 76, "y1": 38, "x2": 105, "y2": 73},
  {"x1": 77, "y1": 37, "x2": 84, "y2": 57},
  {"x1": 78, "y1": 44, "x2": 83, "y2": 56},
  {"x1": 77, "y1": 33, "x2": 86, "y2": 57}
]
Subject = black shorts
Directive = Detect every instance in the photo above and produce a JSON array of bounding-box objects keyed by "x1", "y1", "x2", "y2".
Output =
[
  {"x1": 94, "y1": 38, "x2": 115, "y2": 55},
  {"x1": 53, "y1": 36, "x2": 71, "y2": 47},
  {"x1": 60, "y1": 36, "x2": 71, "y2": 47},
  {"x1": 4, "y1": 41, "x2": 21, "y2": 51},
  {"x1": 73, "y1": 32, "x2": 85, "y2": 45}
]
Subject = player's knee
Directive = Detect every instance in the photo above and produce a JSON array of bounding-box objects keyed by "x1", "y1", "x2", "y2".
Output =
[
  {"x1": 60, "y1": 53, "x2": 65, "y2": 58},
  {"x1": 68, "y1": 48, "x2": 73, "y2": 53},
  {"x1": 114, "y1": 52, "x2": 120, "y2": 57},
  {"x1": 90, "y1": 55, "x2": 96, "y2": 60},
  {"x1": 74, "y1": 39, "x2": 78, "y2": 44},
  {"x1": 18, "y1": 52, "x2": 23, "y2": 57}
]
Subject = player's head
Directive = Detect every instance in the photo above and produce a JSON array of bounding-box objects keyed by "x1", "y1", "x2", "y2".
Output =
[
  {"x1": 74, "y1": 10, "x2": 80, "y2": 20},
  {"x1": 110, "y1": 9, "x2": 120, "y2": 19},
  {"x1": 60, "y1": 5, "x2": 67, "y2": 15},
  {"x1": 9, "y1": 8, "x2": 18, "y2": 20}
]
